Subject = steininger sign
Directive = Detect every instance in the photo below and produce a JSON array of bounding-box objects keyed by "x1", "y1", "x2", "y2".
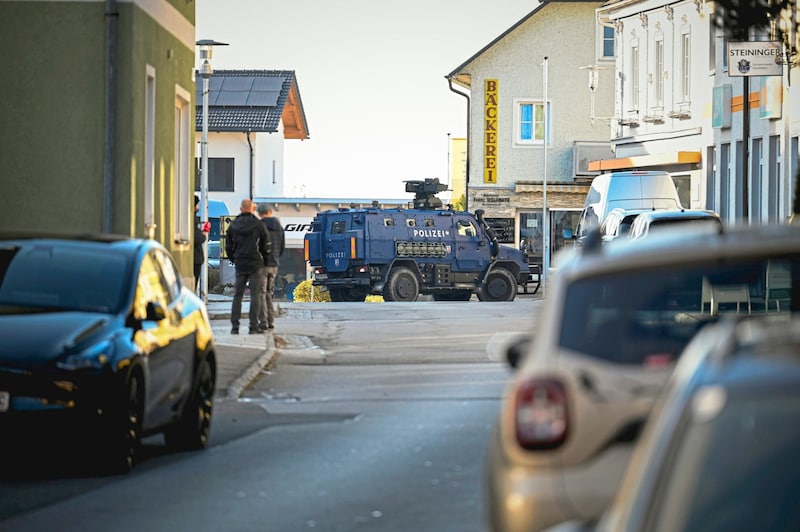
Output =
[{"x1": 728, "y1": 41, "x2": 783, "y2": 77}]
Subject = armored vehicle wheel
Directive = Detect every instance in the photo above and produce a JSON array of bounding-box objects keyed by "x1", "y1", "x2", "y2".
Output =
[
  {"x1": 432, "y1": 291, "x2": 472, "y2": 301},
  {"x1": 478, "y1": 269, "x2": 517, "y2": 302},
  {"x1": 383, "y1": 267, "x2": 419, "y2": 302},
  {"x1": 330, "y1": 287, "x2": 368, "y2": 302}
]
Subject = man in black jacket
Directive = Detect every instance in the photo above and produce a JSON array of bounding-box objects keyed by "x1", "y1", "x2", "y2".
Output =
[
  {"x1": 225, "y1": 198, "x2": 271, "y2": 334},
  {"x1": 257, "y1": 203, "x2": 285, "y2": 329}
]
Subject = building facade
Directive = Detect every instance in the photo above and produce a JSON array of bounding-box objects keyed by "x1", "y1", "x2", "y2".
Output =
[
  {"x1": 446, "y1": 0, "x2": 616, "y2": 271},
  {"x1": 597, "y1": 0, "x2": 799, "y2": 225},
  {"x1": 1, "y1": 0, "x2": 197, "y2": 280}
]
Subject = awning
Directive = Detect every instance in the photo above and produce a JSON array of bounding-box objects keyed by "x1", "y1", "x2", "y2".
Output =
[{"x1": 588, "y1": 151, "x2": 702, "y2": 172}]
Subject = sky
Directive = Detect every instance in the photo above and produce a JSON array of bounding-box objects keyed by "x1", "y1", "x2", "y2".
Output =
[{"x1": 195, "y1": 0, "x2": 536, "y2": 199}]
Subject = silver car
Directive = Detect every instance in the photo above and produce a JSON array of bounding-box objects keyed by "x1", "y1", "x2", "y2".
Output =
[
  {"x1": 485, "y1": 223, "x2": 800, "y2": 531},
  {"x1": 598, "y1": 314, "x2": 800, "y2": 531}
]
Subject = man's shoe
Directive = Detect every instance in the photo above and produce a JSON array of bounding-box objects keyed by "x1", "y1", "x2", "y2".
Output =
[
  {"x1": 249, "y1": 327, "x2": 264, "y2": 334},
  {"x1": 267, "y1": 324, "x2": 275, "y2": 330},
  {"x1": 231, "y1": 327, "x2": 239, "y2": 335}
]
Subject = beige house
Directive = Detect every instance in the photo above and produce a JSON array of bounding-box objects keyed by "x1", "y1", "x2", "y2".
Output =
[{"x1": 446, "y1": 0, "x2": 616, "y2": 270}]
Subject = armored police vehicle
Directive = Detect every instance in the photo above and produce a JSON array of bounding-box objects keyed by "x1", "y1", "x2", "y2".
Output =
[{"x1": 304, "y1": 179, "x2": 531, "y2": 302}]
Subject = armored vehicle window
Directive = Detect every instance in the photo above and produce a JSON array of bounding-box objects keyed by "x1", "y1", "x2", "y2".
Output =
[
  {"x1": 406, "y1": 219, "x2": 416, "y2": 227},
  {"x1": 424, "y1": 219, "x2": 435, "y2": 227},
  {"x1": 384, "y1": 218, "x2": 395, "y2": 227},
  {"x1": 457, "y1": 220, "x2": 477, "y2": 237},
  {"x1": 331, "y1": 221, "x2": 346, "y2": 234}
]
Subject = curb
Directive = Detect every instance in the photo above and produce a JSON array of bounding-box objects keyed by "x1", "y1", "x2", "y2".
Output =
[{"x1": 219, "y1": 335, "x2": 278, "y2": 400}]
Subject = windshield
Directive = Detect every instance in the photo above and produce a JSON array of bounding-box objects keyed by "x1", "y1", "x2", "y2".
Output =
[
  {"x1": 560, "y1": 256, "x2": 799, "y2": 366},
  {"x1": 0, "y1": 243, "x2": 130, "y2": 314}
]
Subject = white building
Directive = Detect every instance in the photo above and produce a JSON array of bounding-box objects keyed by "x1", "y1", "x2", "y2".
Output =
[{"x1": 596, "y1": 0, "x2": 799, "y2": 224}]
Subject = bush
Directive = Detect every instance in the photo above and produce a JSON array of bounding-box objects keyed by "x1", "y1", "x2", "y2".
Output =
[{"x1": 292, "y1": 279, "x2": 332, "y2": 302}]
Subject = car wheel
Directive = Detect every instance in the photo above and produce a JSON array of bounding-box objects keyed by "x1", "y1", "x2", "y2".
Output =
[
  {"x1": 478, "y1": 269, "x2": 517, "y2": 302},
  {"x1": 383, "y1": 267, "x2": 419, "y2": 302},
  {"x1": 98, "y1": 370, "x2": 143, "y2": 475},
  {"x1": 165, "y1": 356, "x2": 215, "y2": 452}
]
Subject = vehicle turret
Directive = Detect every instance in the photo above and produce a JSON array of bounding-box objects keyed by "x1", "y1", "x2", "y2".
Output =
[{"x1": 405, "y1": 178, "x2": 449, "y2": 210}]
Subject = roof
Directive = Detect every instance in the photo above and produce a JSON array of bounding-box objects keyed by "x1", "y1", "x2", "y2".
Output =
[
  {"x1": 445, "y1": 0, "x2": 602, "y2": 88},
  {"x1": 195, "y1": 70, "x2": 309, "y2": 139}
]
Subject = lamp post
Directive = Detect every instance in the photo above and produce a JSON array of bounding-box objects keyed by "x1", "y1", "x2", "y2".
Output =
[{"x1": 196, "y1": 39, "x2": 227, "y2": 304}]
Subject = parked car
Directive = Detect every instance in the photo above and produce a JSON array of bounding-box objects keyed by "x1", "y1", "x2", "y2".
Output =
[
  {"x1": 0, "y1": 232, "x2": 217, "y2": 474},
  {"x1": 598, "y1": 208, "x2": 650, "y2": 243},
  {"x1": 627, "y1": 209, "x2": 722, "y2": 240},
  {"x1": 207, "y1": 240, "x2": 220, "y2": 270},
  {"x1": 485, "y1": 223, "x2": 800, "y2": 532},
  {"x1": 592, "y1": 314, "x2": 800, "y2": 532},
  {"x1": 571, "y1": 171, "x2": 682, "y2": 243}
]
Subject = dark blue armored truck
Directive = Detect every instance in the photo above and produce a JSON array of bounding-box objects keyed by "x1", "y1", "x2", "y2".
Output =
[{"x1": 303, "y1": 179, "x2": 531, "y2": 302}]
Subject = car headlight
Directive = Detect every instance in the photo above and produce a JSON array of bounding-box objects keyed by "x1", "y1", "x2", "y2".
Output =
[{"x1": 56, "y1": 342, "x2": 112, "y2": 371}]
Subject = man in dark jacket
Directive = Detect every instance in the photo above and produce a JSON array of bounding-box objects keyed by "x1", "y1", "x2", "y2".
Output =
[
  {"x1": 194, "y1": 195, "x2": 208, "y2": 293},
  {"x1": 225, "y1": 198, "x2": 271, "y2": 334},
  {"x1": 257, "y1": 203, "x2": 285, "y2": 329}
]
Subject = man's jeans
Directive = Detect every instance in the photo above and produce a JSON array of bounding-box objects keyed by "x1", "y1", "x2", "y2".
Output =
[
  {"x1": 260, "y1": 266, "x2": 278, "y2": 328},
  {"x1": 231, "y1": 267, "x2": 266, "y2": 329}
]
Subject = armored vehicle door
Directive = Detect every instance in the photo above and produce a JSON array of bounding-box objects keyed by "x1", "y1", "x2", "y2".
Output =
[
  {"x1": 321, "y1": 213, "x2": 363, "y2": 273},
  {"x1": 453, "y1": 214, "x2": 483, "y2": 272}
]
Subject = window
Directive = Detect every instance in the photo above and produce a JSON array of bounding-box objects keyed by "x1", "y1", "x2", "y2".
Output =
[
  {"x1": 134, "y1": 253, "x2": 170, "y2": 321},
  {"x1": 708, "y1": 19, "x2": 717, "y2": 71},
  {"x1": 720, "y1": 143, "x2": 730, "y2": 221},
  {"x1": 174, "y1": 87, "x2": 191, "y2": 243},
  {"x1": 603, "y1": 25, "x2": 615, "y2": 58},
  {"x1": 145, "y1": 65, "x2": 156, "y2": 238},
  {"x1": 516, "y1": 100, "x2": 550, "y2": 145},
  {"x1": 681, "y1": 32, "x2": 691, "y2": 102},
  {"x1": 195, "y1": 157, "x2": 235, "y2": 192},
  {"x1": 153, "y1": 249, "x2": 182, "y2": 302},
  {"x1": 751, "y1": 138, "x2": 763, "y2": 220},
  {"x1": 457, "y1": 219, "x2": 477, "y2": 237},
  {"x1": 768, "y1": 135, "x2": 781, "y2": 222},
  {"x1": 722, "y1": 34, "x2": 729, "y2": 71},
  {"x1": 631, "y1": 43, "x2": 640, "y2": 110},
  {"x1": 654, "y1": 37, "x2": 665, "y2": 107}
]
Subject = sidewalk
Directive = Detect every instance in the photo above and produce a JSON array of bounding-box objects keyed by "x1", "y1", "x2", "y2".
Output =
[{"x1": 208, "y1": 293, "x2": 278, "y2": 401}]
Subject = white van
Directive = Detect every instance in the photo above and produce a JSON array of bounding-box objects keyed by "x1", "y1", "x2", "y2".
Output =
[{"x1": 573, "y1": 171, "x2": 682, "y2": 242}]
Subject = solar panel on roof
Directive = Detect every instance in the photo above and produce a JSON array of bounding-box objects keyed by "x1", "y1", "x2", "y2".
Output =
[
  {"x1": 215, "y1": 91, "x2": 250, "y2": 106},
  {"x1": 251, "y1": 77, "x2": 284, "y2": 91},
  {"x1": 220, "y1": 77, "x2": 255, "y2": 91},
  {"x1": 246, "y1": 91, "x2": 280, "y2": 106}
]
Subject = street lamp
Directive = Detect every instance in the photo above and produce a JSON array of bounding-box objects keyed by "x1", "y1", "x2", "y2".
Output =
[{"x1": 196, "y1": 39, "x2": 227, "y2": 304}]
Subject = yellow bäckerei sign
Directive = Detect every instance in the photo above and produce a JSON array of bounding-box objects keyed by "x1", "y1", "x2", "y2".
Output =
[{"x1": 484, "y1": 79, "x2": 498, "y2": 184}]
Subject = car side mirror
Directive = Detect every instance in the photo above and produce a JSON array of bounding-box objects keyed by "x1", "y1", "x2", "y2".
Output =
[
  {"x1": 145, "y1": 301, "x2": 166, "y2": 322},
  {"x1": 487, "y1": 332, "x2": 532, "y2": 369}
]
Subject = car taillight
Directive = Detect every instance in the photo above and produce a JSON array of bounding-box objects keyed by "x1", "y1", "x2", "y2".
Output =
[
  {"x1": 514, "y1": 378, "x2": 568, "y2": 450},
  {"x1": 314, "y1": 267, "x2": 327, "y2": 275}
]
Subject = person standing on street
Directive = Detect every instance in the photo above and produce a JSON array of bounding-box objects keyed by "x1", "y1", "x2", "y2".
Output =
[
  {"x1": 194, "y1": 195, "x2": 209, "y2": 293},
  {"x1": 225, "y1": 198, "x2": 271, "y2": 334},
  {"x1": 257, "y1": 203, "x2": 285, "y2": 330}
]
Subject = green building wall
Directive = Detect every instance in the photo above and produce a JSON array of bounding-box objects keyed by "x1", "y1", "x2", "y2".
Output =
[{"x1": 0, "y1": 0, "x2": 196, "y2": 278}]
